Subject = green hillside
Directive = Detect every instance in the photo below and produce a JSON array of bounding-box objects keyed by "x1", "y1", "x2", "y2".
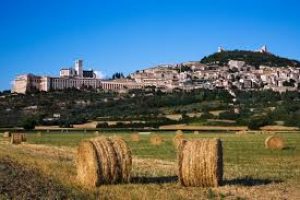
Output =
[
  {"x1": 200, "y1": 50, "x2": 300, "y2": 67},
  {"x1": 1, "y1": 89, "x2": 300, "y2": 130}
]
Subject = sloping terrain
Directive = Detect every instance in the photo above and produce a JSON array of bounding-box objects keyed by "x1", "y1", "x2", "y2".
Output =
[{"x1": 0, "y1": 157, "x2": 84, "y2": 199}]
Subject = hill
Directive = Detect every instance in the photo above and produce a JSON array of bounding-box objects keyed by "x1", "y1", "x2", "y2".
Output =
[
  {"x1": 1, "y1": 89, "x2": 300, "y2": 129},
  {"x1": 200, "y1": 50, "x2": 300, "y2": 68}
]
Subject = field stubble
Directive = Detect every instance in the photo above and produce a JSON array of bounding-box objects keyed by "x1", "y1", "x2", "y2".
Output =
[{"x1": 0, "y1": 132, "x2": 299, "y2": 199}]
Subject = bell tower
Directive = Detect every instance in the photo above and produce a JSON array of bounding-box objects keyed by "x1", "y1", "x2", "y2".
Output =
[{"x1": 75, "y1": 59, "x2": 83, "y2": 78}]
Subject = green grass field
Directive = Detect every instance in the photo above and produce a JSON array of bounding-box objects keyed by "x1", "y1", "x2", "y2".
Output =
[{"x1": 0, "y1": 131, "x2": 300, "y2": 199}]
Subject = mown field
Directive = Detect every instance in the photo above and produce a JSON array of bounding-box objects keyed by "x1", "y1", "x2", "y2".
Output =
[{"x1": 0, "y1": 132, "x2": 300, "y2": 199}]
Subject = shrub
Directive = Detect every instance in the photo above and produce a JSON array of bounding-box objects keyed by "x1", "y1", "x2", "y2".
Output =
[
  {"x1": 219, "y1": 111, "x2": 239, "y2": 120},
  {"x1": 96, "y1": 122, "x2": 109, "y2": 128},
  {"x1": 22, "y1": 118, "x2": 36, "y2": 130},
  {"x1": 247, "y1": 116, "x2": 273, "y2": 130}
]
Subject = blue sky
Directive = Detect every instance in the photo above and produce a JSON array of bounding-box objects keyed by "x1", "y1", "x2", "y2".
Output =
[{"x1": 1, "y1": 0, "x2": 300, "y2": 90}]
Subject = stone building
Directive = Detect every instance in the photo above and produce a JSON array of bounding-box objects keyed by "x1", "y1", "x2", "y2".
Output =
[{"x1": 12, "y1": 60, "x2": 143, "y2": 94}]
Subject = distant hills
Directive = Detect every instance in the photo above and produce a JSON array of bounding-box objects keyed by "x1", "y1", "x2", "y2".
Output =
[{"x1": 200, "y1": 50, "x2": 300, "y2": 68}]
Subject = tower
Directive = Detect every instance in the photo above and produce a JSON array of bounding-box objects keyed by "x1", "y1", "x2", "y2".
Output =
[
  {"x1": 218, "y1": 46, "x2": 224, "y2": 53},
  {"x1": 260, "y1": 45, "x2": 268, "y2": 53},
  {"x1": 75, "y1": 59, "x2": 83, "y2": 78}
]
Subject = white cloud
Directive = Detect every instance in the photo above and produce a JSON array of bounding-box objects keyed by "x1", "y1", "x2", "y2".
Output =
[{"x1": 94, "y1": 70, "x2": 106, "y2": 79}]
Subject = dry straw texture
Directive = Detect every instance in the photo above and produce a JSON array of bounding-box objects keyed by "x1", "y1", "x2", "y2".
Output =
[
  {"x1": 173, "y1": 133, "x2": 185, "y2": 149},
  {"x1": 76, "y1": 137, "x2": 132, "y2": 187},
  {"x1": 265, "y1": 135, "x2": 285, "y2": 150},
  {"x1": 178, "y1": 139, "x2": 223, "y2": 187},
  {"x1": 130, "y1": 133, "x2": 140, "y2": 142},
  {"x1": 111, "y1": 136, "x2": 132, "y2": 182},
  {"x1": 150, "y1": 134, "x2": 163, "y2": 145},
  {"x1": 11, "y1": 133, "x2": 26, "y2": 144},
  {"x1": 3, "y1": 131, "x2": 11, "y2": 138}
]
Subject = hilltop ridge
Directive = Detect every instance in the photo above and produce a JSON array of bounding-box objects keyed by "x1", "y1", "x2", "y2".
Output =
[
  {"x1": 10, "y1": 47, "x2": 300, "y2": 95},
  {"x1": 199, "y1": 50, "x2": 300, "y2": 68}
]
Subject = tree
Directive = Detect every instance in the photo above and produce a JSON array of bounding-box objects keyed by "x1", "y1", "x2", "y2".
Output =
[
  {"x1": 200, "y1": 50, "x2": 300, "y2": 68},
  {"x1": 112, "y1": 72, "x2": 125, "y2": 80},
  {"x1": 247, "y1": 116, "x2": 273, "y2": 130},
  {"x1": 96, "y1": 122, "x2": 109, "y2": 128},
  {"x1": 283, "y1": 80, "x2": 295, "y2": 87},
  {"x1": 22, "y1": 118, "x2": 36, "y2": 130}
]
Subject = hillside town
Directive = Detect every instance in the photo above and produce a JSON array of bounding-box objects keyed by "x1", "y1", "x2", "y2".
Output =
[{"x1": 12, "y1": 46, "x2": 300, "y2": 94}]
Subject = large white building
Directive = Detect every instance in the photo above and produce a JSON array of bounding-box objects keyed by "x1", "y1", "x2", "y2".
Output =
[{"x1": 12, "y1": 60, "x2": 143, "y2": 94}]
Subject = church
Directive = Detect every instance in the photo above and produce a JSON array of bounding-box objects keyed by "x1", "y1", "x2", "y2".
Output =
[{"x1": 12, "y1": 60, "x2": 142, "y2": 94}]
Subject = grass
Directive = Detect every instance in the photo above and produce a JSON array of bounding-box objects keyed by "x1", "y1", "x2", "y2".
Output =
[{"x1": 0, "y1": 131, "x2": 300, "y2": 199}]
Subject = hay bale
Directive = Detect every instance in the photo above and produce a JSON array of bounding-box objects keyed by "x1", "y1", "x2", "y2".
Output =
[
  {"x1": 194, "y1": 130, "x2": 199, "y2": 135},
  {"x1": 11, "y1": 133, "x2": 26, "y2": 144},
  {"x1": 76, "y1": 137, "x2": 132, "y2": 187},
  {"x1": 76, "y1": 140, "x2": 99, "y2": 187},
  {"x1": 173, "y1": 133, "x2": 185, "y2": 149},
  {"x1": 93, "y1": 137, "x2": 119, "y2": 184},
  {"x1": 111, "y1": 137, "x2": 132, "y2": 182},
  {"x1": 265, "y1": 135, "x2": 285, "y2": 150},
  {"x1": 3, "y1": 131, "x2": 11, "y2": 138},
  {"x1": 150, "y1": 134, "x2": 163, "y2": 145},
  {"x1": 130, "y1": 133, "x2": 140, "y2": 142},
  {"x1": 176, "y1": 130, "x2": 183, "y2": 134},
  {"x1": 178, "y1": 139, "x2": 223, "y2": 187}
]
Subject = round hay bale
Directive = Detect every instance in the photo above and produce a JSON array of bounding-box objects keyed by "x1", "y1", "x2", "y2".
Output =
[
  {"x1": 176, "y1": 130, "x2": 183, "y2": 134},
  {"x1": 173, "y1": 133, "x2": 185, "y2": 149},
  {"x1": 150, "y1": 134, "x2": 163, "y2": 145},
  {"x1": 178, "y1": 139, "x2": 223, "y2": 187},
  {"x1": 22, "y1": 133, "x2": 27, "y2": 142},
  {"x1": 11, "y1": 133, "x2": 26, "y2": 144},
  {"x1": 76, "y1": 140, "x2": 100, "y2": 187},
  {"x1": 111, "y1": 137, "x2": 132, "y2": 182},
  {"x1": 130, "y1": 133, "x2": 140, "y2": 142},
  {"x1": 194, "y1": 130, "x2": 199, "y2": 135},
  {"x1": 3, "y1": 131, "x2": 11, "y2": 138},
  {"x1": 92, "y1": 137, "x2": 119, "y2": 184},
  {"x1": 265, "y1": 135, "x2": 285, "y2": 150},
  {"x1": 76, "y1": 137, "x2": 132, "y2": 187}
]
